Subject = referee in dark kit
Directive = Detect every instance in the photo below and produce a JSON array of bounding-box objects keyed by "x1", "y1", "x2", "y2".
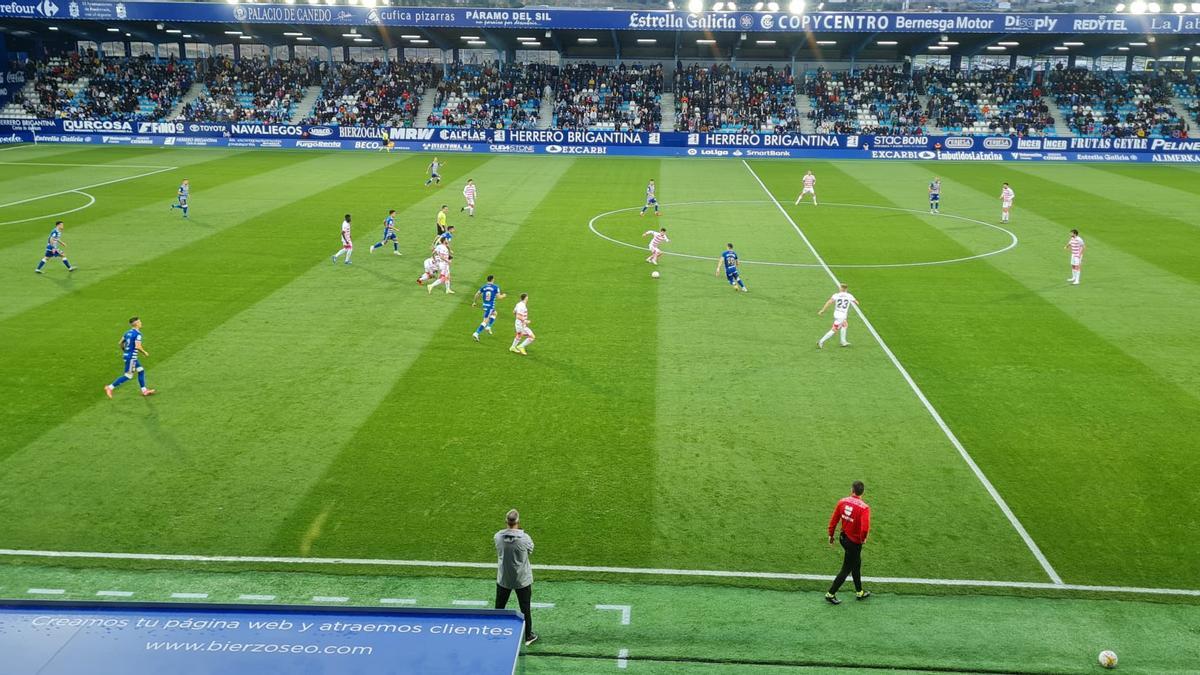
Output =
[{"x1": 825, "y1": 480, "x2": 871, "y2": 605}]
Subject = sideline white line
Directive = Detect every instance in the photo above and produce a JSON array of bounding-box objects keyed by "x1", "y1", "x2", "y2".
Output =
[
  {"x1": 0, "y1": 547, "x2": 1195, "y2": 596},
  {"x1": 96, "y1": 590, "x2": 134, "y2": 597},
  {"x1": 0, "y1": 162, "x2": 174, "y2": 169},
  {"x1": 170, "y1": 592, "x2": 208, "y2": 599},
  {"x1": 0, "y1": 166, "x2": 177, "y2": 210},
  {"x1": 312, "y1": 596, "x2": 349, "y2": 603},
  {"x1": 238, "y1": 594, "x2": 276, "y2": 601},
  {"x1": 0, "y1": 144, "x2": 32, "y2": 152},
  {"x1": 0, "y1": 190, "x2": 95, "y2": 226},
  {"x1": 379, "y1": 598, "x2": 416, "y2": 605},
  {"x1": 530, "y1": 602, "x2": 556, "y2": 609},
  {"x1": 27, "y1": 588, "x2": 65, "y2": 595},
  {"x1": 617, "y1": 648, "x2": 629, "y2": 669},
  {"x1": 587, "y1": 200, "x2": 1018, "y2": 270},
  {"x1": 451, "y1": 599, "x2": 489, "y2": 607},
  {"x1": 741, "y1": 159, "x2": 1063, "y2": 586},
  {"x1": 595, "y1": 604, "x2": 632, "y2": 625}
]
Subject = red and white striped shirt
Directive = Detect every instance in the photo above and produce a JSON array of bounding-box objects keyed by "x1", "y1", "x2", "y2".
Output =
[
  {"x1": 1001, "y1": 186, "x2": 1014, "y2": 201},
  {"x1": 463, "y1": 183, "x2": 477, "y2": 201},
  {"x1": 514, "y1": 301, "x2": 529, "y2": 324},
  {"x1": 340, "y1": 221, "x2": 352, "y2": 244},
  {"x1": 434, "y1": 243, "x2": 451, "y2": 263},
  {"x1": 1068, "y1": 235, "x2": 1085, "y2": 256},
  {"x1": 803, "y1": 174, "x2": 816, "y2": 189},
  {"x1": 645, "y1": 230, "x2": 669, "y2": 248}
]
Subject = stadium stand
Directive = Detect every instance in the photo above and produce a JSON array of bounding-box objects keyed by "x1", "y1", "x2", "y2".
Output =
[
  {"x1": 1048, "y1": 66, "x2": 1189, "y2": 139},
  {"x1": 182, "y1": 56, "x2": 321, "y2": 124},
  {"x1": 917, "y1": 67, "x2": 1056, "y2": 136},
  {"x1": 305, "y1": 60, "x2": 437, "y2": 127},
  {"x1": 552, "y1": 62, "x2": 664, "y2": 131},
  {"x1": 803, "y1": 66, "x2": 924, "y2": 135},
  {"x1": 675, "y1": 64, "x2": 800, "y2": 133},
  {"x1": 426, "y1": 63, "x2": 549, "y2": 130},
  {"x1": 10, "y1": 51, "x2": 192, "y2": 121}
]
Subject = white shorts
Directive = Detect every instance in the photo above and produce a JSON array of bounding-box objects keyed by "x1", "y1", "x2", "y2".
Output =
[
  {"x1": 465, "y1": 198, "x2": 475, "y2": 208},
  {"x1": 515, "y1": 321, "x2": 535, "y2": 339},
  {"x1": 437, "y1": 261, "x2": 451, "y2": 277},
  {"x1": 648, "y1": 244, "x2": 660, "y2": 254},
  {"x1": 1070, "y1": 255, "x2": 1082, "y2": 267},
  {"x1": 802, "y1": 187, "x2": 815, "y2": 194},
  {"x1": 832, "y1": 315, "x2": 849, "y2": 331},
  {"x1": 342, "y1": 240, "x2": 353, "y2": 250},
  {"x1": 1002, "y1": 200, "x2": 1012, "y2": 209},
  {"x1": 423, "y1": 258, "x2": 437, "y2": 275}
]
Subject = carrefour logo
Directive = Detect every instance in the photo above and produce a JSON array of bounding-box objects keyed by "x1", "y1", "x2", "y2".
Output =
[{"x1": 36, "y1": 0, "x2": 56, "y2": 15}]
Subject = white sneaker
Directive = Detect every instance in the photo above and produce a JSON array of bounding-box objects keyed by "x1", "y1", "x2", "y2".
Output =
[
  {"x1": 393, "y1": 251, "x2": 402, "y2": 256},
  {"x1": 472, "y1": 332, "x2": 479, "y2": 342},
  {"x1": 1071, "y1": 280, "x2": 1080, "y2": 285},
  {"x1": 840, "y1": 342, "x2": 851, "y2": 347},
  {"x1": 485, "y1": 326, "x2": 493, "y2": 335}
]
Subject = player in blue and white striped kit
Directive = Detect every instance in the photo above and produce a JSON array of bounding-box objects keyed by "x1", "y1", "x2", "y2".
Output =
[
  {"x1": 640, "y1": 179, "x2": 660, "y2": 216},
  {"x1": 35, "y1": 220, "x2": 76, "y2": 274},
  {"x1": 716, "y1": 243, "x2": 747, "y2": 292},
  {"x1": 170, "y1": 179, "x2": 189, "y2": 218},
  {"x1": 928, "y1": 177, "x2": 941, "y2": 214},
  {"x1": 370, "y1": 210, "x2": 401, "y2": 255},
  {"x1": 471, "y1": 275, "x2": 507, "y2": 341},
  {"x1": 104, "y1": 317, "x2": 156, "y2": 398}
]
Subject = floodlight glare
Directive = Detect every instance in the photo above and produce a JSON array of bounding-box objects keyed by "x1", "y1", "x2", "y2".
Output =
[
  {"x1": 754, "y1": 1, "x2": 763, "y2": 8},
  {"x1": 788, "y1": 0, "x2": 805, "y2": 13},
  {"x1": 1114, "y1": 2, "x2": 1126, "y2": 8},
  {"x1": 713, "y1": 1, "x2": 725, "y2": 10},
  {"x1": 1147, "y1": 1, "x2": 1161, "y2": 10},
  {"x1": 688, "y1": 0, "x2": 703, "y2": 12},
  {"x1": 1173, "y1": 1, "x2": 1186, "y2": 9},
  {"x1": 1193, "y1": 1, "x2": 1200, "y2": 10},
  {"x1": 767, "y1": 1, "x2": 780, "y2": 10},
  {"x1": 1130, "y1": 0, "x2": 1147, "y2": 11}
]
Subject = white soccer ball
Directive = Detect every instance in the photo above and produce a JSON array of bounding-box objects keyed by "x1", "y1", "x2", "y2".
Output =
[
  {"x1": 1098, "y1": 650, "x2": 1118, "y2": 669},
  {"x1": 651, "y1": 271, "x2": 660, "y2": 279}
]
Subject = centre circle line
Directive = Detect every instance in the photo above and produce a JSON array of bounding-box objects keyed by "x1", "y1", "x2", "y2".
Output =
[
  {"x1": 587, "y1": 200, "x2": 1018, "y2": 269},
  {"x1": 0, "y1": 190, "x2": 97, "y2": 226}
]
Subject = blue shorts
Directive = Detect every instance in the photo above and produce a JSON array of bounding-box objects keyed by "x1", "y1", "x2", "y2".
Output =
[
  {"x1": 725, "y1": 268, "x2": 740, "y2": 282},
  {"x1": 178, "y1": 197, "x2": 188, "y2": 206},
  {"x1": 929, "y1": 194, "x2": 940, "y2": 202},
  {"x1": 123, "y1": 355, "x2": 140, "y2": 374},
  {"x1": 382, "y1": 231, "x2": 397, "y2": 241},
  {"x1": 481, "y1": 304, "x2": 496, "y2": 319},
  {"x1": 431, "y1": 172, "x2": 441, "y2": 179},
  {"x1": 646, "y1": 197, "x2": 657, "y2": 205},
  {"x1": 44, "y1": 247, "x2": 62, "y2": 258}
]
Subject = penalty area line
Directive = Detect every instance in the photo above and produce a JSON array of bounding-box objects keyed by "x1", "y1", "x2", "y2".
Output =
[
  {"x1": 740, "y1": 159, "x2": 1064, "y2": 587},
  {"x1": 0, "y1": 165, "x2": 178, "y2": 210},
  {"x1": 0, "y1": 548, "x2": 1196, "y2": 597}
]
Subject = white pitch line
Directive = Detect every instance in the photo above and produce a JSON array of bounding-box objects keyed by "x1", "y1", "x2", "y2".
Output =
[
  {"x1": 379, "y1": 598, "x2": 417, "y2": 605},
  {"x1": 0, "y1": 165, "x2": 177, "y2": 210},
  {"x1": 0, "y1": 162, "x2": 175, "y2": 169},
  {"x1": 170, "y1": 592, "x2": 209, "y2": 599},
  {"x1": 741, "y1": 159, "x2": 1063, "y2": 586},
  {"x1": 312, "y1": 596, "x2": 349, "y2": 603},
  {"x1": 0, "y1": 190, "x2": 95, "y2": 226},
  {"x1": 238, "y1": 594, "x2": 277, "y2": 601},
  {"x1": 0, "y1": 144, "x2": 32, "y2": 152},
  {"x1": 96, "y1": 590, "x2": 134, "y2": 597},
  {"x1": 595, "y1": 604, "x2": 631, "y2": 625},
  {"x1": 587, "y1": 200, "x2": 1018, "y2": 270},
  {"x1": 617, "y1": 648, "x2": 629, "y2": 669},
  {"x1": 451, "y1": 599, "x2": 489, "y2": 607},
  {"x1": 2, "y1": 547, "x2": 1193, "y2": 596},
  {"x1": 27, "y1": 588, "x2": 65, "y2": 595},
  {"x1": 530, "y1": 602, "x2": 556, "y2": 609}
]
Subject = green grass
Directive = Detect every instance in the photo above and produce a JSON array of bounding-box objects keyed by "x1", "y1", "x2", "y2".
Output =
[{"x1": 1, "y1": 145, "x2": 1198, "y2": 671}]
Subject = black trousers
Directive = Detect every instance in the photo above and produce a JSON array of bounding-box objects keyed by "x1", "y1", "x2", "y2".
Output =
[
  {"x1": 495, "y1": 583, "x2": 533, "y2": 638},
  {"x1": 828, "y1": 532, "x2": 863, "y2": 594}
]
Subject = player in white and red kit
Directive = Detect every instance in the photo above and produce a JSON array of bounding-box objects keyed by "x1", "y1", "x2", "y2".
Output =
[
  {"x1": 417, "y1": 255, "x2": 438, "y2": 286},
  {"x1": 510, "y1": 293, "x2": 535, "y2": 356},
  {"x1": 795, "y1": 170, "x2": 818, "y2": 205},
  {"x1": 1000, "y1": 183, "x2": 1015, "y2": 223},
  {"x1": 461, "y1": 179, "x2": 477, "y2": 217},
  {"x1": 643, "y1": 227, "x2": 669, "y2": 265},
  {"x1": 330, "y1": 214, "x2": 353, "y2": 265},
  {"x1": 817, "y1": 283, "x2": 859, "y2": 348},
  {"x1": 427, "y1": 241, "x2": 454, "y2": 294},
  {"x1": 1065, "y1": 229, "x2": 1085, "y2": 285}
]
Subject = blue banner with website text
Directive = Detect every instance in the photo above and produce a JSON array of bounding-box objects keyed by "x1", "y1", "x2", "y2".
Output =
[{"x1": 0, "y1": 600, "x2": 523, "y2": 675}]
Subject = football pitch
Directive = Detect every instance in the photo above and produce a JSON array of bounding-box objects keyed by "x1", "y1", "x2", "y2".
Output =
[{"x1": 1, "y1": 144, "x2": 1198, "y2": 672}]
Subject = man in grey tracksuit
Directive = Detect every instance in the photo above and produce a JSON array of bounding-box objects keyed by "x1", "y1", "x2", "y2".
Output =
[{"x1": 494, "y1": 508, "x2": 538, "y2": 646}]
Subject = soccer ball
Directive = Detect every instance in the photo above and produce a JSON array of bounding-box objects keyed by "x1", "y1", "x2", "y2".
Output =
[
  {"x1": 1098, "y1": 650, "x2": 1118, "y2": 669},
  {"x1": 651, "y1": 271, "x2": 660, "y2": 279}
]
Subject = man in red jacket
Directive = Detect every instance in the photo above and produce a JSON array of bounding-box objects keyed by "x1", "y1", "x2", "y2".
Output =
[{"x1": 825, "y1": 480, "x2": 871, "y2": 605}]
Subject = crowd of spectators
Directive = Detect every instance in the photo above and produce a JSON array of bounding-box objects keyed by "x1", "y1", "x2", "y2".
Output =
[
  {"x1": 306, "y1": 60, "x2": 437, "y2": 127},
  {"x1": 675, "y1": 64, "x2": 799, "y2": 133},
  {"x1": 427, "y1": 63, "x2": 550, "y2": 129},
  {"x1": 918, "y1": 66, "x2": 1054, "y2": 135},
  {"x1": 804, "y1": 66, "x2": 924, "y2": 135},
  {"x1": 13, "y1": 52, "x2": 191, "y2": 121},
  {"x1": 1048, "y1": 66, "x2": 1187, "y2": 139},
  {"x1": 552, "y1": 63, "x2": 663, "y2": 131},
  {"x1": 182, "y1": 56, "x2": 321, "y2": 124}
]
